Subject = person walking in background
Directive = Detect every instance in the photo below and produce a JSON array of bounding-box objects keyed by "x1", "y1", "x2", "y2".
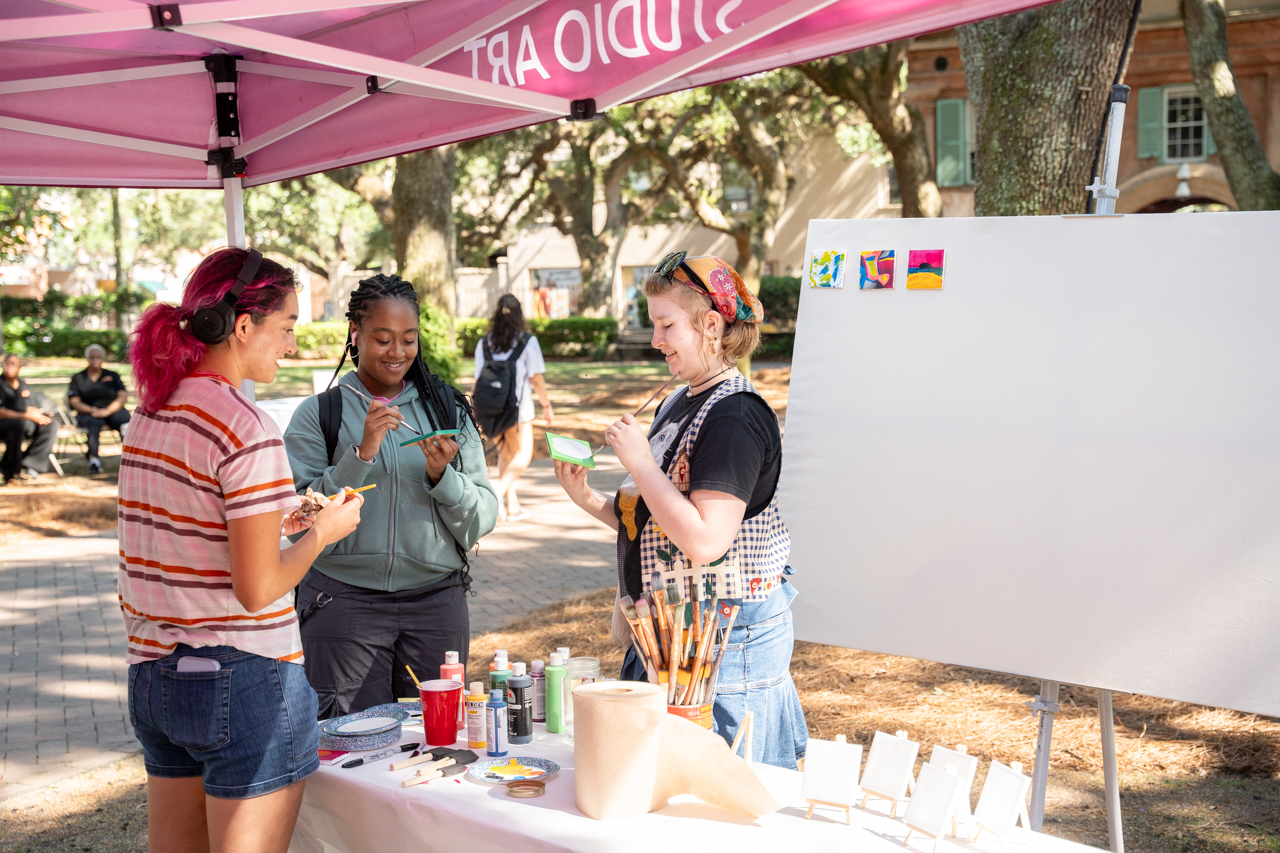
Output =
[
  {"x1": 120, "y1": 247, "x2": 363, "y2": 853},
  {"x1": 473, "y1": 294, "x2": 553, "y2": 522},
  {"x1": 0, "y1": 353, "x2": 57, "y2": 485},
  {"x1": 285, "y1": 274, "x2": 497, "y2": 718},
  {"x1": 68, "y1": 343, "x2": 131, "y2": 474}
]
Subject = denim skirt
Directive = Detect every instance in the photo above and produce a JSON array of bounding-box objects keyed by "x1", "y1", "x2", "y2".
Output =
[
  {"x1": 621, "y1": 576, "x2": 808, "y2": 769},
  {"x1": 129, "y1": 644, "x2": 320, "y2": 799}
]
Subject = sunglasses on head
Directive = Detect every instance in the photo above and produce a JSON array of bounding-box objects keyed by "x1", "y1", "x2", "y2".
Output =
[{"x1": 655, "y1": 250, "x2": 709, "y2": 294}]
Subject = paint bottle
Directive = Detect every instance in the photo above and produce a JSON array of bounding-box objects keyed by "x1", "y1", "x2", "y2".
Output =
[
  {"x1": 506, "y1": 662, "x2": 533, "y2": 744},
  {"x1": 530, "y1": 659, "x2": 546, "y2": 724},
  {"x1": 440, "y1": 650, "x2": 466, "y2": 730},
  {"x1": 489, "y1": 649, "x2": 508, "y2": 672},
  {"x1": 486, "y1": 689, "x2": 508, "y2": 757},
  {"x1": 556, "y1": 646, "x2": 570, "y2": 663},
  {"x1": 544, "y1": 652, "x2": 568, "y2": 733},
  {"x1": 490, "y1": 662, "x2": 511, "y2": 698},
  {"x1": 465, "y1": 681, "x2": 488, "y2": 750}
]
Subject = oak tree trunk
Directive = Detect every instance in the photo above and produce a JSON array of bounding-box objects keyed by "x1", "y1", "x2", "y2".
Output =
[
  {"x1": 392, "y1": 147, "x2": 457, "y2": 316},
  {"x1": 801, "y1": 42, "x2": 942, "y2": 218},
  {"x1": 957, "y1": 0, "x2": 1136, "y2": 215},
  {"x1": 1183, "y1": 0, "x2": 1280, "y2": 209}
]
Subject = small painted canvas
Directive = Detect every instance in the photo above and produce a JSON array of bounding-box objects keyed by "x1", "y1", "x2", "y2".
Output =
[
  {"x1": 859, "y1": 250, "x2": 895, "y2": 290},
  {"x1": 544, "y1": 432, "x2": 595, "y2": 468},
  {"x1": 906, "y1": 249, "x2": 945, "y2": 290},
  {"x1": 860, "y1": 730, "x2": 919, "y2": 802},
  {"x1": 809, "y1": 250, "x2": 846, "y2": 288}
]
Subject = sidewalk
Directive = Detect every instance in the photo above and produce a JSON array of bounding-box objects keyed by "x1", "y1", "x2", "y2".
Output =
[{"x1": 0, "y1": 456, "x2": 624, "y2": 800}]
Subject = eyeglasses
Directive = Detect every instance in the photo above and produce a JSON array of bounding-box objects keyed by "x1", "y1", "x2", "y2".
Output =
[{"x1": 655, "y1": 250, "x2": 709, "y2": 294}]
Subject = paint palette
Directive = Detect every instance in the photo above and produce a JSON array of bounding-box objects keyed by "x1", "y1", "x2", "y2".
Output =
[
  {"x1": 466, "y1": 756, "x2": 560, "y2": 784},
  {"x1": 545, "y1": 432, "x2": 595, "y2": 468}
]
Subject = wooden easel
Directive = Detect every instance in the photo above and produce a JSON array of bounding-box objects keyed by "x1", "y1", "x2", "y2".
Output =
[
  {"x1": 730, "y1": 710, "x2": 755, "y2": 765},
  {"x1": 803, "y1": 734, "x2": 856, "y2": 825},
  {"x1": 859, "y1": 730, "x2": 916, "y2": 818}
]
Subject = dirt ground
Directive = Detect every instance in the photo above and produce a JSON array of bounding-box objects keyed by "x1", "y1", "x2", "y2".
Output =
[{"x1": 4, "y1": 362, "x2": 1278, "y2": 852}]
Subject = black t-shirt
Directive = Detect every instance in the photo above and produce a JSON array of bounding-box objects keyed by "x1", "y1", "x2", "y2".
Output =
[
  {"x1": 0, "y1": 378, "x2": 34, "y2": 413},
  {"x1": 69, "y1": 369, "x2": 126, "y2": 409},
  {"x1": 615, "y1": 384, "x2": 783, "y2": 601}
]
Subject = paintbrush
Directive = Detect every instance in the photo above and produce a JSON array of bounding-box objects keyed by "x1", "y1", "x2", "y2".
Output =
[
  {"x1": 668, "y1": 600, "x2": 683, "y2": 705},
  {"x1": 704, "y1": 604, "x2": 740, "y2": 703},
  {"x1": 324, "y1": 483, "x2": 376, "y2": 501},
  {"x1": 405, "y1": 664, "x2": 421, "y2": 689},
  {"x1": 342, "y1": 384, "x2": 422, "y2": 435},
  {"x1": 632, "y1": 597, "x2": 664, "y2": 673},
  {"x1": 649, "y1": 582, "x2": 671, "y2": 667},
  {"x1": 389, "y1": 747, "x2": 448, "y2": 771},
  {"x1": 592, "y1": 371, "x2": 681, "y2": 456},
  {"x1": 620, "y1": 596, "x2": 660, "y2": 682},
  {"x1": 680, "y1": 596, "x2": 719, "y2": 705},
  {"x1": 409, "y1": 748, "x2": 479, "y2": 779}
]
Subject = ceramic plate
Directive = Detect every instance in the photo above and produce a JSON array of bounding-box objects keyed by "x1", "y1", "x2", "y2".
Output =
[{"x1": 467, "y1": 756, "x2": 560, "y2": 784}]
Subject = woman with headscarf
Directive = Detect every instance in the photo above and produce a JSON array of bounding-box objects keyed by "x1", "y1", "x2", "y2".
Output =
[
  {"x1": 68, "y1": 342, "x2": 131, "y2": 474},
  {"x1": 552, "y1": 252, "x2": 807, "y2": 769}
]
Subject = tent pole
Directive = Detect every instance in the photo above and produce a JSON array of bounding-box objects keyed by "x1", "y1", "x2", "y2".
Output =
[{"x1": 223, "y1": 176, "x2": 246, "y2": 249}]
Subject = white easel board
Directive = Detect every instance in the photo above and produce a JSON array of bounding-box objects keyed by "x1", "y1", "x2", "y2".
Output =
[{"x1": 782, "y1": 212, "x2": 1280, "y2": 717}]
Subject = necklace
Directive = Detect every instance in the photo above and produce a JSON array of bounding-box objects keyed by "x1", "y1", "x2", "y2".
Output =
[{"x1": 687, "y1": 364, "x2": 734, "y2": 395}]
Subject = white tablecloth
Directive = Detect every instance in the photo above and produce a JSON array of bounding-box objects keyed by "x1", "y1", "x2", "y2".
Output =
[{"x1": 290, "y1": 723, "x2": 1101, "y2": 853}]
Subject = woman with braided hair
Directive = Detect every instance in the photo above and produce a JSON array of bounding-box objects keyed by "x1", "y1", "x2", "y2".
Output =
[{"x1": 284, "y1": 274, "x2": 497, "y2": 717}]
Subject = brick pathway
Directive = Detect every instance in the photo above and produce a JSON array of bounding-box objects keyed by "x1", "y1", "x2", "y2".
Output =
[{"x1": 0, "y1": 456, "x2": 625, "y2": 800}]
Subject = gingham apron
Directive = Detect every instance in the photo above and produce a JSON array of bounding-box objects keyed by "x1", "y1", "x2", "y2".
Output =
[{"x1": 615, "y1": 373, "x2": 790, "y2": 607}]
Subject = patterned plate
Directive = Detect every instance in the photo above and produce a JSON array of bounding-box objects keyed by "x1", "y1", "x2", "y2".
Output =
[
  {"x1": 466, "y1": 756, "x2": 560, "y2": 784},
  {"x1": 319, "y1": 705, "x2": 411, "y2": 751}
]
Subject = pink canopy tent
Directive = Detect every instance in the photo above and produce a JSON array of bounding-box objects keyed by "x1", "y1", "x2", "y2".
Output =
[{"x1": 1, "y1": 0, "x2": 1049, "y2": 246}]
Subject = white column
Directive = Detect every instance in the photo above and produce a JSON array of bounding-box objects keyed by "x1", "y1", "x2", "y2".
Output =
[{"x1": 223, "y1": 176, "x2": 246, "y2": 248}]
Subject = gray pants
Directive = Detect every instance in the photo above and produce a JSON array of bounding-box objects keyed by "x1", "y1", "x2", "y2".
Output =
[{"x1": 297, "y1": 570, "x2": 470, "y2": 720}]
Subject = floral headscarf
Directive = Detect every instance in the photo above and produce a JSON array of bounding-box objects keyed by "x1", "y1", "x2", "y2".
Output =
[{"x1": 673, "y1": 255, "x2": 764, "y2": 325}]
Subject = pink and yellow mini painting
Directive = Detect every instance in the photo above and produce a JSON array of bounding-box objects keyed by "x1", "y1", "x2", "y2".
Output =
[
  {"x1": 859, "y1": 250, "x2": 895, "y2": 290},
  {"x1": 906, "y1": 250, "x2": 945, "y2": 290}
]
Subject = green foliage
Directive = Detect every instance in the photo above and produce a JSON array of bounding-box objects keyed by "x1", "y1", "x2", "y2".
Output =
[
  {"x1": 0, "y1": 290, "x2": 136, "y2": 326},
  {"x1": 246, "y1": 177, "x2": 384, "y2": 278},
  {"x1": 3, "y1": 316, "x2": 126, "y2": 359},
  {"x1": 455, "y1": 316, "x2": 619, "y2": 360},
  {"x1": 757, "y1": 333, "x2": 795, "y2": 359},
  {"x1": 419, "y1": 304, "x2": 459, "y2": 387},
  {"x1": 292, "y1": 321, "x2": 349, "y2": 360},
  {"x1": 1, "y1": 186, "x2": 63, "y2": 262},
  {"x1": 635, "y1": 293, "x2": 653, "y2": 327},
  {"x1": 758, "y1": 276, "x2": 802, "y2": 324}
]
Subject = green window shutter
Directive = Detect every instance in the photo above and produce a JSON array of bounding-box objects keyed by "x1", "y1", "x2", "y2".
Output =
[
  {"x1": 1205, "y1": 118, "x2": 1216, "y2": 155},
  {"x1": 1137, "y1": 86, "x2": 1163, "y2": 159},
  {"x1": 936, "y1": 99, "x2": 966, "y2": 188}
]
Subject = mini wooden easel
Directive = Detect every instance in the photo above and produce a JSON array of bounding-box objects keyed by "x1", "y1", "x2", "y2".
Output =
[
  {"x1": 803, "y1": 734, "x2": 857, "y2": 825},
  {"x1": 730, "y1": 710, "x2": 755, "y2": 765},
  {"x1": 859, "y1": 730, "x2": 917, "y2": 818},
  {"x1": 971, "y1": 761, "x2": 1033, "y2": 852},
  {"x1": 903, "y1": 763, "x2": 962, "y2": 853}
]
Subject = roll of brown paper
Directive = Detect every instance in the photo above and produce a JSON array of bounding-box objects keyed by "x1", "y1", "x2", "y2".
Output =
[
  {"x1": 573, "y1": 682, "x2": 666, "y2": 820},
  {"x1": 572, "y1": 681, "x2": 779, "y2": 821}
]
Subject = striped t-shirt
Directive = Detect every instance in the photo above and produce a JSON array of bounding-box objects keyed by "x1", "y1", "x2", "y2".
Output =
[{"x1": 117, "y1": 372, "x2": 302, "y2": 664}]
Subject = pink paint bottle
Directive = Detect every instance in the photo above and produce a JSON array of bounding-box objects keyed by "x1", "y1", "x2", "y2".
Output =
[{"x1": 441, "y1": 650, "x2": 466, "y2": 731}]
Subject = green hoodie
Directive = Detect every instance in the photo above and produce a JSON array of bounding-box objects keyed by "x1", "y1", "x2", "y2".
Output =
[{"x1": 284, "y1": 372, "x2": 497, "y2": 591}]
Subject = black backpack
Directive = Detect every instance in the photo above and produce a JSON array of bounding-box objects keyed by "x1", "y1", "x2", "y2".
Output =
[{"x1": 473, "y1": 333, "x2": 530, "y2": 442}]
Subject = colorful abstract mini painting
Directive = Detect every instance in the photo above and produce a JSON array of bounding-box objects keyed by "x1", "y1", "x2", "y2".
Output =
[
  {"x1": 809, "y1": 250, "x2": 846, "y2": 288},
  {"x1": 906, "y1": 250, "x2": 945, "y2": 289},
  {"x1": 859, "y1": 250, "x2": 895, "y2": 290}
]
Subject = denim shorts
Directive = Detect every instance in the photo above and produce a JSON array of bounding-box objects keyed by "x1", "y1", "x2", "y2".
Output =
[{"x1": 128, "y1": 644, "x2": 320, "y2": 799}]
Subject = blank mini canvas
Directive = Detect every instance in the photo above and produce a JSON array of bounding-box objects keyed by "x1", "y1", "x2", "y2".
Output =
[
  {"x1": 906, "y1": 249, "x2": 945, "y2": 289},
  {"x1": 903, "y1": 763, "x2": 962, "y2": 839},
  {"x1": 859, "y1": 250, "x2": 895, "y2": 289},
  {"x1": 802, "y1": 738, "x2": 863, "y2": 808},
  {"x1": 860, "y1": 730, "x2": 920, "y2": 802},
  {"x1": 974, "y1": 760, "x2": 1031, "y2": 838},
  {"x1": 928, "y1": 745, "x2": 979, "y2": 816}
]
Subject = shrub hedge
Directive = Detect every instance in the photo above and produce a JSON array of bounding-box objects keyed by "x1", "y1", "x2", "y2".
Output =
[
  {"x1": 288, "y1": 313, "x2": 459, "y2": 386},
  {"x1": 2, "y1": 317, "x2": 127, "y2": 359},
  {"x1": 456, "y1": 316, "x2": 618, "y2": 359},
  {"x1": 758, "y1": 276, "x2": 802, "y2": 325}
]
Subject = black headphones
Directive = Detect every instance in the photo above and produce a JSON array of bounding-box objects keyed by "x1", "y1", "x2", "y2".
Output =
[{"x1": 190, "y1": 248, "x2": 264, "y2": 345}]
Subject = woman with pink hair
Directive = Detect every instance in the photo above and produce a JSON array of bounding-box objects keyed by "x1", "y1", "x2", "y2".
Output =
[{"x1": 119, "y1": 248, "x2": 363, "y2": 853}]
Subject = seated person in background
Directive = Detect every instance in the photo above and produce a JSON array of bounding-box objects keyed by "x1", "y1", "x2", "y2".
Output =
[
  {"x1": 68, "y1": 343, "x2": 130, "y2": 474},
  {"x1": 0, "y1": 353, "x2": 57, "y2": 485}
]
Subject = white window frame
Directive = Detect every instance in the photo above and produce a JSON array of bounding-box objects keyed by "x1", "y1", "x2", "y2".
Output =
[
  {"x1": 965, "y1": 99, "x2": 977, "y2": 184},
  {"x1": 1163, "y1": 85, "x2": 1209, "y2": 165}
]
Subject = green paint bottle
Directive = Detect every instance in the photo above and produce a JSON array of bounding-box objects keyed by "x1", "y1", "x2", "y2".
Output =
[
  {"x1": 544, "y1": 652, "x2": 568, "y2": 733},
  {"x1": 490, "y1": 664, "x2": 511, "y2": 699}
]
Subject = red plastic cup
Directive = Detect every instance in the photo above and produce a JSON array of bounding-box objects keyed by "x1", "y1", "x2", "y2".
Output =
[{"x1": 420, "y1": 679, "x2": 464, "y2": 746}]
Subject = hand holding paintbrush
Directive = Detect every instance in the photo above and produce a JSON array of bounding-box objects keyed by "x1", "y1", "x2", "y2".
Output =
[{"x1": 593, "y1": 371, "x2": 680, "y2": 456}]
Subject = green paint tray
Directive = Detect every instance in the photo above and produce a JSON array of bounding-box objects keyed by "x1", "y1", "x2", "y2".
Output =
[
  {"x1": 400, "y1": 428, "x2": 461, "y2": 447},
  {"x1": 544, "y1": 432, "x2": 595, "y2": 468}
]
